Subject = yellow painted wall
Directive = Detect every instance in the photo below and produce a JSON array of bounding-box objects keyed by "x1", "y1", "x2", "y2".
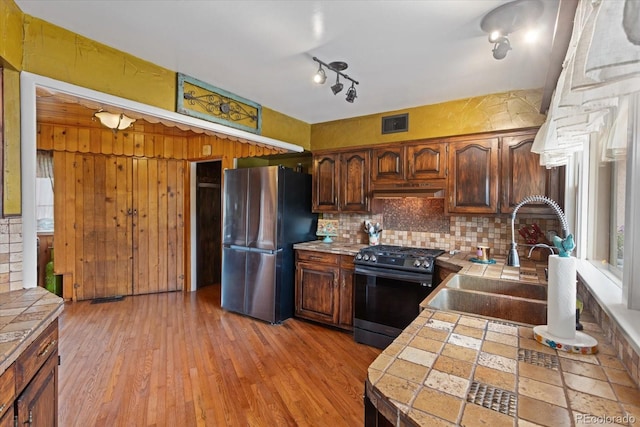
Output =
[
  {"x1": 310, "y1": 89, "x2": 546, "y2": 150},
  {"x1": 0, "y1": 0, "x2": 22, "y2": 69},
  {"x1": 2, "y1": 68, "x2": 21, "y2": 215},
  {"x1": 1, "y1": 0, "x2": 23, "y2": 215},
  {"x1": 21, "y1": 15, "x2": 311, "y2": 148}
]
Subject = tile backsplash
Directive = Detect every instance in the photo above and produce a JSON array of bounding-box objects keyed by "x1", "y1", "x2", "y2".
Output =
[
  {"x1": 322, "y1": 197, "x2": 560, "y2": 257},
  {"x1": 0, "y1": 217, "x2": 24, "y2": 292}
]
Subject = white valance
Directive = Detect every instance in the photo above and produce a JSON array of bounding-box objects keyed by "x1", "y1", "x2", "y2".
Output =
[{"x1": 533, "y1": 0, "x2": 639, "y2": 167}]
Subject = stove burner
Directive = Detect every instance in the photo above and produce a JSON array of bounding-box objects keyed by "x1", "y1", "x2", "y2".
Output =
[{"x1": 354, "y1": 244, "x2": 444, "y2": 274}]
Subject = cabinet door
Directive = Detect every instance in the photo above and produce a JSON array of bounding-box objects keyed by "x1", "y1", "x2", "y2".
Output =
[
  {"x1": 406, "y1": 142, "x2": 447, "y2": 180},
  {"x1": 501, "y1": 133, "x2": 565, "y2": 214},
  {"x1": 0, "y1": 407, "x2": 14, "y2": 427},
  {"x1": 448, "y1": 138, "x2": 499, "y2": 214},
  {"x1": 340, "y1": 150, "x2": 370, "y2": 212},
  {"x1": 372, "y1": 146, "x2": 405, "y2": 183},
  {"x1": 312, "y1": 154, "x2": 340, "y2": 212},
  {"x1": 295, "y1": 261, "x2": 339, "y2": 325},
  {"x1": 338, "y1": 256, "x2": 355, "y2": 330},
  {"x1": 16, "y1": 352, "x2": 58, "y2": 427}
]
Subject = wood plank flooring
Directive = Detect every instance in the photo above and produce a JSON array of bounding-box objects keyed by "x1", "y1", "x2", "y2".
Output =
[{"x1": 58, "y1": 285, "x2": 381, "y2": 426}]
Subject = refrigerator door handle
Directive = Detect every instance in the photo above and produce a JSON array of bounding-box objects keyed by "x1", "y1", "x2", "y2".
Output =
[{"x1": 229, "y1": 245, "x2": 251, "y2": 251}]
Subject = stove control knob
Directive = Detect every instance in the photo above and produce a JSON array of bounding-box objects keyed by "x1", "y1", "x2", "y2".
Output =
[
  {"x1": 413, "y1": 259, "x2": 421, "y2": 267},
  {"x1": 422, "y1": 260, "x2": 431, "y2": 269},
  {"x1": 370, "y1": 255, "x2": 377, "y2": 262},
  {"x1": 355, "y1": 253, "x2": 362, "y2": 260},
  {"x1": 363, "y1": 254, "x2": 370, "y2": 261}
]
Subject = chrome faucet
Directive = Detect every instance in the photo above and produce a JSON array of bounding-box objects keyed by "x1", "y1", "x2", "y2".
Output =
[
  {"x1": 527, "y1": 243, "x2": 556, "y2": 258},
  {"x1": 507, "y1": 195, "x2": 570, "y2": 267}
]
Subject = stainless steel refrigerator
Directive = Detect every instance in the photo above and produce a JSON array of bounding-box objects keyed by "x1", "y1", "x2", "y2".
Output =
[{"x1": 221, "y1": 166, "x2": 318, "y2": 323}]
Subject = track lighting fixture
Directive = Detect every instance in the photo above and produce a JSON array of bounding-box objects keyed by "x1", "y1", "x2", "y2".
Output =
[
  {"x1": 312, "y1": 56, "x2": 359, "y2": 103},
  {"x1": 480, "y1": 0, "x2": 543, "y2": 60},
  {"x1": 313, "y1": 65, "x2": 327, "y2": 84},
  {"x1": 331, "y1": 75, "x2": 343, "y2": 95},
  {"x1": 492, "y1": 36, "x2": 511, "y2": 60},
  {"x1": 345, "y1": 83, "x2": 357, "y2": 103}
]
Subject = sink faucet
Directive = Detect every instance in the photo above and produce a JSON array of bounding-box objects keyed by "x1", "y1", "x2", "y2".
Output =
[
  {"x1": 507, "y1": 195, "x2": 570, "y2": 267},
  {"x1": 527, "y1": 243, "x2": 556, "y2": 258}
]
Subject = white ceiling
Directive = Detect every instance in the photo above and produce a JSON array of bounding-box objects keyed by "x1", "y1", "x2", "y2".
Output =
[{"x1": 15, "y1": 0, "x2": 561, "y2": 125}]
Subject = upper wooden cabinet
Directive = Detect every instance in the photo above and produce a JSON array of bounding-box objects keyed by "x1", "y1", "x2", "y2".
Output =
[
  {"x1": 406, "y1": 141, "x2": 447, "y2": 180},
  {"x1": 313, "y1": 150, "x2": 370, "y2": 213},
  {"x1": 447, "y1": 137, "x2": 500, "y2": 214},
  {"x1": 500, "y1": 130, "x2": 565, "y2": 215},
  {"x1": 372, "y1": 146, "x2": 405, "y2": 183}
]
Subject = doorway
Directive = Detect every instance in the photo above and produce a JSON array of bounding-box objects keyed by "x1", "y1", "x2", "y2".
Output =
[{"x1": 196, "y1": 161, "x2": 222, "y2": 288}]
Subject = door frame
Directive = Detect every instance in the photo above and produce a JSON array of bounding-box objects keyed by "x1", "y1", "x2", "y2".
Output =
[{"x1": 20, "y1": 72, "x2": 302, "y2": 291}]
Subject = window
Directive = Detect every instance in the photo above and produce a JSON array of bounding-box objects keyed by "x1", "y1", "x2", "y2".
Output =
[{"x1": 585, "y1": 95, "x2": 634, "y2": 291}]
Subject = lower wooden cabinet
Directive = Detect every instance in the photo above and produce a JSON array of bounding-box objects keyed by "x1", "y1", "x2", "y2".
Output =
[
  {"x1": 294, "y1": 250, "x2": 355, "y2": 330},
  {"x1": 0, "y1": 319, "x2": 59, "y2": 427}
]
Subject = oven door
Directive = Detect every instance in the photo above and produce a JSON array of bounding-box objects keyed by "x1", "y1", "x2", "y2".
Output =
[{"x1": 353, "y1": 265, "x2": 436, "y2": 349}]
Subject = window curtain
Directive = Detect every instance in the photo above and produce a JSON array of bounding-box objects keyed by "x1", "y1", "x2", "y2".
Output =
[
  {"x1": 532, "y1": 0, "x2": 639, "y2": 167},
  {"x1": 36, "y1": 150, "x2": 54, "y2": 231}
]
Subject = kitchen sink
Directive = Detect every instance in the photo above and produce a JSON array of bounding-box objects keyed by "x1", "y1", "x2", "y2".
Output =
[
  {"x1": 442, "y1": 274, "x2": 547, "y2": 300},
  {"x1": 422, "y1": 287, "x2": 547, "y2": 325}
]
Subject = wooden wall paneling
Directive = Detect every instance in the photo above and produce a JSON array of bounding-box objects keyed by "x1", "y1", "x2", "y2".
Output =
[
  {"x1": 164, "y1": 136, "x2": 174, "y2": 160},
  {"x1": 90, "y1": 129, "x2": 102, "y2": 154},
  {"x1": 37, "y1": 125, "x2": 52, "y2": 150},
  {"x1": 78, "y1": 128, "x2": 90, "y2": 153},
  {"x1": 138, "y1": 133, "x2": 149, "y2": 158},
  {"x1": 154, "y1": 135, "x2": 165, "y2": 159},
  {"x1": 52, "y1": 126, "x2": 66, "y2": 151},
  {"x1": 166, "y1": 160, "x2": 178, "y2": 292},
  {"x1": 133, "y1": 158, "x2": 151, "y2": 295},
  {"x1": 65, "y1": 127, "x2": 79, "y2": 152},
  {"x1": 157, "y1": 160, "x2": 169, "y2": 292},
  {"x1": 93, "y1": 155, "x2": 108, "y2": 298},
  {"x1": 52, "y1": 152, "x2": 66, "y2": 291},
  {"x1": 80, "y1": 154, "x2": 96, "y2": 301},
  {"x1": 104, "y1": 156, "x2": 118, "y2": 297},
  {"x1": 113, "y1": 132, "x2": 124, "y2": 156},
  {"x1": 74, "y1": 154, "x2": 85, "y2": 301},
  {"x1": 176, "y1": 160, "x2": 186, "y2": 291},
  {"x1": 101, "y1": 129, "x2": 113, "y2": 155},
  {"x1": 146, "y1": 160, "x2": 160, "y2": 293}
]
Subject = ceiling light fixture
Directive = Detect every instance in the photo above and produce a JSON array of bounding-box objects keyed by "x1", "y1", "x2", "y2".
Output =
[
  {"x1": 492, "y1": 36, "x2": 512, "y2": 60},
  {"x1": 345, "y1": 82, "x2": 357, "y2": 103},
  {"x1": 313, "y1": 65, "x2": 327, "y2": 84},
  {"x1": 480, "y1": 0, "x2": 543, "y2": 60},
  {"x1": 312, "y1": 56, "x2": 359, "y2": 102},
  {"x1": 93, "y1": 110, "x2": 136, "y2": 133},
  {"x1": 331, "y1": 75, "x2": 344, "y2": 95}
]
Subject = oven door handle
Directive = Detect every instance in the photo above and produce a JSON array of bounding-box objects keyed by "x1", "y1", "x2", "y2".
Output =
[{"x1": 354, "y1": 265, "x2": 434, "y2": 284}]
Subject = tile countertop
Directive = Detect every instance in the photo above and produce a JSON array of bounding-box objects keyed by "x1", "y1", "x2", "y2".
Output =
[
  {"x1": 292, "y1": 240, "x2": 368, "y2": 256},
  {"x1": 366, "y1": 306, "x2": 640, "y2": 426},
  {"x1": 0, "y1": 287, "x2": 64, "y2": 375}
]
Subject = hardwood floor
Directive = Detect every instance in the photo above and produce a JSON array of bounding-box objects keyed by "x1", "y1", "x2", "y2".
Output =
[{"x1": 58, "y1": 285, "x2": 381, "y2": 426}]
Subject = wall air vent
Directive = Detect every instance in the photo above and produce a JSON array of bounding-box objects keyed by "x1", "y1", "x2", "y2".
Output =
[{"x1": 381, "y1": 113, "x2": 408, "y2": 134}]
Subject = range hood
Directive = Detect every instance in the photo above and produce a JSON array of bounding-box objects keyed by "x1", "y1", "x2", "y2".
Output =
[{"x1": 371, "y1": 181, "x2": 446, "y2": 198}]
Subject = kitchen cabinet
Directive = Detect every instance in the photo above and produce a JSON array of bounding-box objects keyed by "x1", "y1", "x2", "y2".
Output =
[
  {"x1": 312, "y1": 150, "x2": 370, "y2": 213},
  {"x1": 294, "y1": 250, "x2": 355, "y2": 330},
  {"x1": 447, "y1": 137, "x2": 499, "y2": 214},
  {"x1": 371, "y1": 146, "x2": 405, "y2": 183},
  {"x1": 0, "y1": 319, "x2": 59, "y2": 427},
  {"x1": 500, "y1": 130, "x2": 565, "y2": 215},
  {"x1": 406, "y1": 141, "x2": 447, "y2": 181}
]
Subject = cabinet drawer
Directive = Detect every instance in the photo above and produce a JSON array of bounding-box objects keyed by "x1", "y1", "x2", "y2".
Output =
[
  {"x1": 15, "y1": 319, "x2": 58, "y2": 394},
  {"x1": 0, "y1": 364, "x2": 14, "y2": 420},
  {"x1": 296, "y1": 250, "x2": 339, "y2": 265}
]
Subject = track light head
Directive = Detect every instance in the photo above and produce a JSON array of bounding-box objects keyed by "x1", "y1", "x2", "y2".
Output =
[
  {"x1": 492, "y1": 36, "x2": 511, "y2": 59},
  {"x1": 345, "y1": 83, "x2": 357, "y2": 103},
  {"x1": 331, "y1": 76, "x2": 343, "y2": 95},
  {"x1": 313, "y1": 66, "x2": 327, "y2": 84}
]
